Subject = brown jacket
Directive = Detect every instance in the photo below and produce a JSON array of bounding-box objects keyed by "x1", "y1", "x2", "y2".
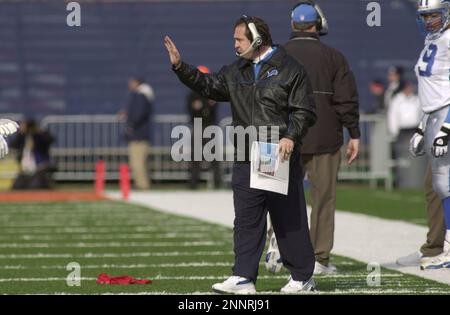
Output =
[{"x1": 284, "y1": 31, "x2": 360, "y2": 155}]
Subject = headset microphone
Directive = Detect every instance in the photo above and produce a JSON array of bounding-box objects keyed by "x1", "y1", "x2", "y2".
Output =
[{"x1": 236, "y1": 15, "x2": 263, "y2": 57}]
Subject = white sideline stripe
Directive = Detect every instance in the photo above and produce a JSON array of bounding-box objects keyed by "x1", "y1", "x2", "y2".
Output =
[
  {"x1": 106, "y1": 191, "x2": 450, "y2": 286},
  {"x1": 0, "y1": 223, "x2": 214, "y2": 229},
  {"x1": 0, "y1": 222, "x2": 198, "y2": 228},
  {"x1": 0, "y1": 276, "x2": 224, "y2": 283},
  {"x1": 0, "y1": 277, "x2": 96, "y2": 282},
  {"x1": 35, "y1": 289, "x2": 447, "y2": 295},
  {"x1": 0, "y1": 212, "x2": 162, "y2": 216},
  {"x1": 0, "y1": 231, "x2": 230, "y2": 237},
  {"x1": 24, "y1": 287, "x2": 450, "y2": 295},
  {"x1": 0, "y1": 263, "x2": 406, "y2": 279},
  {"x1": 323, "y1": 288, "x2": 447, "y2": 294},
  {"x1": 0, "y1": 274, "x2": 407, "y2": 283},
  {"x1": 150, "y1": 274, "x2": 405, "y2": 280},
  {"x1": 0, "y1": 223, "x2": 200, "y2": 228},
  {"x1": 0, "y1": 241, "x2": 228, "y2": 248},
  {"x1": 48, "y1": 292, "x2": 217, "y2": 295},
  {"x1": 0, "y1": 216, "x2": 228, "y2": 226},
  {"x1": 3, "y1": 262, "x2": 235, "y2": 269},
  {"x1": 0, "y1": 226, "x2": 222, "y2": 234},
  {"x1": 37, "y1": 292, "x2": 290, "y2": 295},
  {"x1": 38, "y1": 292, "x2": 217, "y2": 295},
  {"x1": 0, "y1": 210, "x2": 166, "y2": 214},
  {"x1": 0, "y1": 251, "x2": 233, "y2": 259},
  {"x1": 0, "y1": 233, "x2": 225, "y2": 241}
]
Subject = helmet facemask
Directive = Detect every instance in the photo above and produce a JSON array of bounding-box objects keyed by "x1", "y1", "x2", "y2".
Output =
[{"x1": 417, "y1": 4, "x2": 450, "y2": 38}]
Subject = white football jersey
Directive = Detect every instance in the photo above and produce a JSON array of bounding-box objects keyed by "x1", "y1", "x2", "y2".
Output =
[{"x1": 415, "y1": 29, "x2": 450, "y2": 113}]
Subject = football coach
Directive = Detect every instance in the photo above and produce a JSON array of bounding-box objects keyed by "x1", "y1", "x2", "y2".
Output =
[
  {"x1": 266, "y1": 1, "x2": 361, "y2": 276},
  {"x1": 164, "y1": 15, "x2": 317, "y2": 294}
]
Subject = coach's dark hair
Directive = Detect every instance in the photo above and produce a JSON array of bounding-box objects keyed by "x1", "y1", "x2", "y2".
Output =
[{"x1": 234, "y1": 16, "x2": 273, "y2": 47}]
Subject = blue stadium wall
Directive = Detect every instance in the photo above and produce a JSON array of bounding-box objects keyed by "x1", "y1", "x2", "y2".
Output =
[{"x1": 0, "y1": 0, "x2": 422, "y2": 119}]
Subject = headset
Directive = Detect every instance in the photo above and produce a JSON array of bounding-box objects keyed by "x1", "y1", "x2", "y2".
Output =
[
  {"x1": 236, "y1": 15, "x2": 263, "y2": 57},
  {"x1": 292, "y1": 0, "x2": 329, "y2": 36}
]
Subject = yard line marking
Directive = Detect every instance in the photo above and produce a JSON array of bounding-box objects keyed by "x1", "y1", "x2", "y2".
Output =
[
  {"x1": 23, "y1": 288, "x2": 450, "y2": 295},
  {"x1": 0, "y1": 274, "x2": 407, "y2": 283},
  {"x1": 0, "y1": 263, "x2": 409, "y2": 279},
  {"x1": 0, "y1": 221, "x2": 199, "y2": 227},
  {"x1": 0, "y1": 251, "x2": 234, "y2": 259},
  {"x1": 150, "y1": 274, "x2": 405, "y2": 280},
  {"x1": 0, "y1": 222, "x2": 214, "y2": 228},
  {"x1": 0, "y1": 226, "x2": 224, "y2": 234},
  {"x1": 40, "y1": 292, "x2": 218, "y2": 295},
  {"x1": 0, "y1": 241, "x2": 229, "y2": 248},
  {"x1": 0, "y1": 277, "x2": 96, "y2": 282},
  {"x1": 0, "y1": 233, "x2": 228, "y2": 241},
  {"x1": 2, "y1": 261, "x2": 235, "y2": 269}
]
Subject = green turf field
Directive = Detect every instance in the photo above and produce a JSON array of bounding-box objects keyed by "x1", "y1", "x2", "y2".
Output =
[
  {"x1": 0, "y1": 199, "x2": 448, "y2": 295},
  {"x1": 305, "y1": 185, "x2": 429, "y2": 226}
]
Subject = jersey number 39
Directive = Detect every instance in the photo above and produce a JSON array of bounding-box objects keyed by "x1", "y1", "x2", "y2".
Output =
[{"x1": 418, "y1": 44, "x2": 438, "y2": 77}]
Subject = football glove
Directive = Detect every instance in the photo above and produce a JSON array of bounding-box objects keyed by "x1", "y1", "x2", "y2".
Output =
[
  {"x1": 432, "y1": 123, "x2": 450, "y2": 158},
  {"x1": 409, "y1": 127, "x2": 425, "y2": 157},
  {"x1": 0, "y1": 119, "x2": 19, "y2": 137},
  {"x1": 0, "y1": 135, "x2": 9, "y2": 159}
]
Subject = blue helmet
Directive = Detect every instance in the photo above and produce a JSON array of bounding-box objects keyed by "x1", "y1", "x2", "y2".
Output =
[
  {"x1": 291, "y1": 1, "x2": 329, "y2": 36},
  {"x1": 417, "y1": 0, "x2": 450, "y2": 37}
]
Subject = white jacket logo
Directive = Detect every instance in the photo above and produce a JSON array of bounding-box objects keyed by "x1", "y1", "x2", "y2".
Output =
[{"x1": 266, "y1": 70, "x2": 278, "y2": 78}]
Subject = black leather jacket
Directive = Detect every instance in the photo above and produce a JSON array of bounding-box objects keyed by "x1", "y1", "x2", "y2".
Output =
[{"x1": 173, "y1": 46, "x2": 316, "y2": 160}]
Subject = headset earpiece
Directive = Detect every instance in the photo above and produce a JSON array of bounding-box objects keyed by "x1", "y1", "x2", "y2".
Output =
[
  {"x1": 236, "y1": 15, "x2": 263, "y2": 57},
  {"x1": 242, "y1": 15, "x2": 263, "y2": 49},
  {"x1": 291, "y1": 1, "x2": 328, "y2": 36}
]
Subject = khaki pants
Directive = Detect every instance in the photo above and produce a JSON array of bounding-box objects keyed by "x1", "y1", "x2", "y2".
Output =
[
  {"x1": 302, "y1": 150, "x2": 341, "y2": 266},
  {"x1": 420, "y1": 163, "x2": 446, "y2": 257},
  {"x1": 267, "y1": 150, "x2": 340, "y2": 266},
  {"x1": 128, "y1": 141, "x2": 150, "y2": 190}
]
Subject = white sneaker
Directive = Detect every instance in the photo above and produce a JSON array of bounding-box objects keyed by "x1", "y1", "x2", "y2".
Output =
[
  {"x1": 396, "y1": 251, "x2": 422, "y2": 266},
  {"x1": 264, "y1": 233, "x2": 283, "y2": 274},
  {"x1": 313, "y1": 262, "x2": 337, "y2": 275},
  {"x1": 212, "y1": 276, "x2": 256, "y2": 294},
  {"x1": 280, "y1": 276, "x2": 316, "y2": 293},
  {"x1": 420, "y1": 240, "x2": 450, "y2": 270},
  {"x1": 396, "y1": 250, "x2": 447, "y2": 266},
  {"x1": 420, "y1": 252, "x2": 450, "y2": 270},
  {"x1": 265, "y1": 250, "x2": 283, "y2": 274}
]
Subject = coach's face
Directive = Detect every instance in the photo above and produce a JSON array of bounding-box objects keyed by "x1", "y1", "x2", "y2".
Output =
[{"x1": 234, "y1": 24, "x2": 252, "y2": 59}]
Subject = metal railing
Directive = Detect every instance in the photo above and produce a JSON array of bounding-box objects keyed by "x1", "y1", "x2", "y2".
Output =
[
  {"x1": 40, "y1": 114, "x2": 193, "y2": 181},
  {"x1": 12, "y1": 113, "x2": 394, "y2": 189},
  {"x1": 337, "y1": 114, "x2": 393, "y2": 189},
  {"x1": 218, "y1": 114, "x2": 393, "y2": 190}
]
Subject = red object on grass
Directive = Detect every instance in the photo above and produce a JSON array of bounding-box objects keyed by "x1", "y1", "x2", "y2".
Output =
[
  {"x1": 119, "y1": 163, "x2": 131, "y2": 200},
  {"x1": 95, "y1": 160, "x2": 105, "y2": 195},
  {"x1": 96, "y1": 273, "x2": 152, "y2": 285}
]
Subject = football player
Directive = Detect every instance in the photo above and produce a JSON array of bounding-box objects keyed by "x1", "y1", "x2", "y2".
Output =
[{"x1": 410, "y1": 0, "x2": 450, "y2": 269}]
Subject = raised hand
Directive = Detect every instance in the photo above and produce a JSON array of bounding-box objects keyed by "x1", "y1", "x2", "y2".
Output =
[{"x1": 164, "y1": 36, "x2": 181, "y2": 68}]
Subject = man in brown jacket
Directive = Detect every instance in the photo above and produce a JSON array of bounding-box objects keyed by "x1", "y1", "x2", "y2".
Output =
[{"x1": 265, "y1": 1, "x2": 360, "y2": 275}]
